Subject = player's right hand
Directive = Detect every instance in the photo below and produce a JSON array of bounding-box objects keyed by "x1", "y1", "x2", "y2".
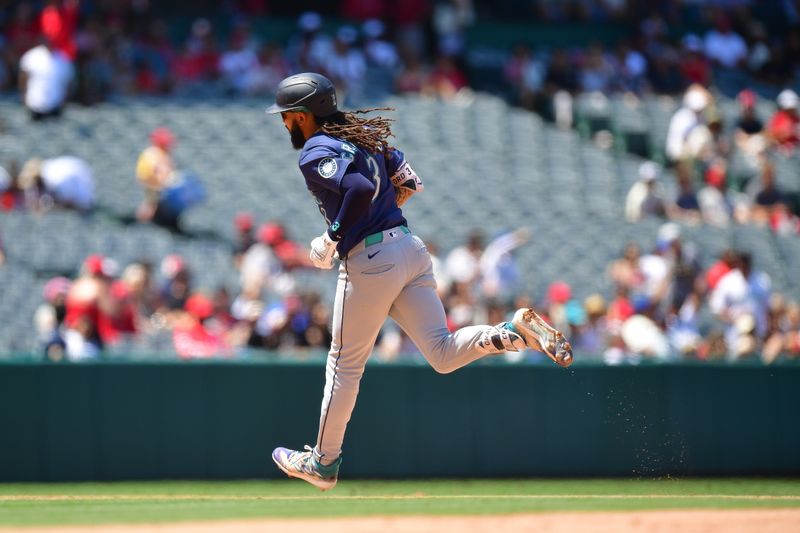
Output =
[{"x1": 309, "y1": 232, "x2": 337, "y2": 269}]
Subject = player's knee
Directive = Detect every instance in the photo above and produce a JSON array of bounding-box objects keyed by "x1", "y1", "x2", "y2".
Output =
[{"x1": 428, "y1": 357, "x2": 457, "y2": 374}]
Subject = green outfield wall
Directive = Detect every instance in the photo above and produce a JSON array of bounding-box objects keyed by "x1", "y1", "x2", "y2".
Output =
[{"x1": 0, "y1": 360, "x2": 798, "y2": 481}]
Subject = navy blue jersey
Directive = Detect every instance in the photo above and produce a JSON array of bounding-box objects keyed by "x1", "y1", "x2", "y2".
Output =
[{"x1": 299, "y1": 132, "x2": 407, "y2": 257}]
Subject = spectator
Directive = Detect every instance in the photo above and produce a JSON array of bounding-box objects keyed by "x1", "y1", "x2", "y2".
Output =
[
  {"x1": 258, "y1": 222, "x2": 310, "y2": 271},
  {"x1": 172, "y1": 292, "x2": 231, "y2": 359},
  {"x1": 608, "y1": 242, "x2": 644, "y2": 295},
  {"x1": 18, "y1": 156, "x2": 94, "y2": 211},
  {"x1": 578, "y1": 43, "x2": 615, "y2": 93},
  {"x1": 19, "y1": 37, "x2": 75, "y2": 120},
  {"x1": 579, "y1": 294, "x2": 607, "y2": 357},
  {"x1": 395, "y1": 47, "x2": 428, "y2": 94},
  {"x1": 709, "y1": 252, "x2": 771, "y2": 360},
  {"x1": 766, "y1": 89, "x2": 800, "y2": 153},
  {"x1": 734, "y1": 89, "x2": 766, "y2": 163},
  {"x1": 242, "y1": 43, "x2": 290, "y2": 95},
  {"x1": 159, "y1": 254, "x2": 192, "y2": 312},
  {"x1": 173, "y1": 18, "x2": 219, "y2": 87},
  {"x1": 64, "y1": 254, "x2": 115, "y2": 353},
  {"x1": 624, "y1": 161, "x2": 667, "y2": 222},
  {"x1": 232, "y1": 212, "x2": 256, "y2": 264},
  {"x1": 617, "y1": 39, "x2": 648, "y2": 94},
  {"x1": 323, "y1": 26, "x2": 366, "y2": 102},
  {"x1": 544, "y1": 49, "x2": 579, "y2": 94},
  {"x1": 34, "y1": 276, "x2": 71, "y2": 360},
  {"x1": 479, "y1": 228, "x2": 528, "y2": 300},
  {"x1": 646, "y1": 52, "x2": 684, "y2": 95},
  {"x1": 705, "y1": 248, "x2": 737, "y2": 292},
  {"x1": 665, "y1": 84, "x2": 710, "y2": 162},
  {"x1": 638, "y1": 239, "x2": 671, "y2": 309},
  {"x1": 432, "y1": 0, "x2": 474, "y2": 57},
  {"x1": 0, "y1": 164, "x2": 24, "y2": 211},
  {"x1": 287, "y1": 11, "x2": 333, "y2": 72},
  {"x1": 445, "y1": 230, "x2": 484, "y2": 285},
  {"x1": 218, "y1": 28, "x2": 259, "y2": 94},
  {"x1": 99, "y1": 279, "x2": 139, "y2": 346},
  {"x1": 697, "y1": 158, "x2": 734, "y2": 227},
  {"x1": 505, "y1": 43, "x2": 545, "y2": 110},
  {"x1": 6, "y1": 3, "x2": 40, "y2": 60},
  {"x1": 703, "y1": 13, "x2": 747, "y2": 69},
  {"x1": 40, "y1": 0, "x2": 79, "y2": 61},
  {"x1": 545, "y1": 281, "x2": 572, "y2": 336},
  {"x1": 620, "y1": 309, "x2": 671, "y2": 361},
  {"x1": 239, "y1": 223, "x2": 297, "y2": 296},
  {"x1": 669, "y1": 163, "x2": 702, "y2": 223},
  {"x1": 426, "y1": 53, "x2": 468, "y2": 100},
  {"x1": 392, "y1": 0, "x2": 431, "y2": 59},
  {"x1": 362, "y1": 19, "x2": 399, "y2": 70},
  {"x1": 748, "y1": 159, "x2": 785, "y2": 225},
  {"x1": 120, "y1": 261, "x2": 160, "y2": 322},
  {"x1": 679, "y1": 34, "x2": 711, "y2": 87},
  {"x1": 63, "y1": 315, "x2": 102, "y2": 360},
  {"x1": 136, "y1": 127, "x2": 182, "y2": 230}
]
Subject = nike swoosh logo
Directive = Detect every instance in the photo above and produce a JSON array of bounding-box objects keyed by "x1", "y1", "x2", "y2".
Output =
[{"x1": 367, "y1": 250, "x2": 381, "y2": 259}]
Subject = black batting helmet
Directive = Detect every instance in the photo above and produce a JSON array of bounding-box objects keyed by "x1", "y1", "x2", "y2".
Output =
[{"x1": 265, "y1": 72, "x2": 338, "y2": 118}]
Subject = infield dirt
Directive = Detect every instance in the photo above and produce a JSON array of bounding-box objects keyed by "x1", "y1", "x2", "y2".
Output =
[{"x1": 5, "y1": 508, "x2": 800, "y2": 533}]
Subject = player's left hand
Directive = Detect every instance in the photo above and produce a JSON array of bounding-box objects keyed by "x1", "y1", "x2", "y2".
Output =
[{"x1": 309, "y1": 232, "x2": 337, "y2": 269}]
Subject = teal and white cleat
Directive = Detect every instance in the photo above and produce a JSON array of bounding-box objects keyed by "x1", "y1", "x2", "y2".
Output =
[
  {"x1": 272, "y1": 445, "x2": 341, "y2": 491},
  {"x1": 511, "y1": 307, "x2": 574, "y2": 367}
]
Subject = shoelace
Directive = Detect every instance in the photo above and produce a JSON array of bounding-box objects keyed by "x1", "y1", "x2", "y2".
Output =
[{"x1": 286, "y1": 445, "x2": 318, "y2": 475}]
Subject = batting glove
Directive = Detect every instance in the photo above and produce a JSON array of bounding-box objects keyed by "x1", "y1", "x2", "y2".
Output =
[{"x1": 309, "y1": 231, "x2": 338, "y2": 269}]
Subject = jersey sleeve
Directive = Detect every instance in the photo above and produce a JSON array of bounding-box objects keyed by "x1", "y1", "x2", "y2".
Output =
[
  {"x1": 299, "y1": 143, "x2": 355, "y2": 193},
  {"x1": 384, "y1": 148, "x2": 406, "y2": 177}
]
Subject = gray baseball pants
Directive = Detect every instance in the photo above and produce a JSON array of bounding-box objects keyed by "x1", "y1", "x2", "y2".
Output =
[{"x1": 314, "y1": 226, "x2": 499, "y2": 464}]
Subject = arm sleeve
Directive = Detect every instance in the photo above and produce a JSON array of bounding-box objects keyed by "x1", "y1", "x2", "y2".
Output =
[
  {"x1": 327, "y1": 171, "x2": 375, "y2": 241},
  {"x1": 384, "y1": 148, "x2": 406, "y2": 176}
]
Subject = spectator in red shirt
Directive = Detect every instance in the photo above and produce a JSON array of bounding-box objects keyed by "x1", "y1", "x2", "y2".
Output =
[
  {"x1": 40, "y1": 0, "x2": 79, "y2": 61},
  {"x1": 767, "y1": 89, "x2": 800, "y2": 153},
  {"x1": 705, "y1": 249, "x2": 737, "y2": 292},
  {"x1": 172, "y1": 292, "x2": 230, "y2": 359},
  {"x1": 64, "y1": 254, "x2": 115, "y2": 349},
  {"x1": 426, "y1": 54, "x2": 467, "y2": 99},
  {"x1": 259, "y1": 222, "x2": 311, "y2": 270},
  {"x1": 98, "y1": 279, "x2": 138, "y2": 344}
]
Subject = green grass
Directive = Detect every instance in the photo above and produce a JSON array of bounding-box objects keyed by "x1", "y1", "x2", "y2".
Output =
[{"x1": 0, "y1": 479, "x2": 798, "y2": 526}]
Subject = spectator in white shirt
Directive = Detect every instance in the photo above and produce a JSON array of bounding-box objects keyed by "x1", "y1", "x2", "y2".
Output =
[
  {"x1": 19, "y1": 38, "x2": 74, "y2": 120},
  {"x1": 218, "y1": 32, "x2": 259, "y2": 94},
  {"x1": 703, "y1": 14, "x2": 747, "y2": 68},
  {"x1": 18, "y1": 156, "x2": 94, "y2": 212},
  {"x1": 624, "y1": 161, "x2": 667, "y2": 222},
  {"x1": 665, "y1": 85, "x2": 710, "y2": 162},
  {"x1": 324, "y1": 26, "x2": 366, "y2": 102}
]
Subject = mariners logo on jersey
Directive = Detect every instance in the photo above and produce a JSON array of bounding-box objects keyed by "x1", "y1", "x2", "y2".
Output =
[{"x1": 318, "y1": 158, "x2": 338, "y2": 178}]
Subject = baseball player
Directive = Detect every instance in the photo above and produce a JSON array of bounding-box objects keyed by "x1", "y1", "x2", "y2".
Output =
[{"x1": 268, "y1": 73, "x2": 573, "y2": 491}]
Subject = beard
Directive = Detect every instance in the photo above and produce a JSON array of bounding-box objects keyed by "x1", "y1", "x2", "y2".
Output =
[{"x1": 289, "y1": 123, "x2": 306, "y2": 150}]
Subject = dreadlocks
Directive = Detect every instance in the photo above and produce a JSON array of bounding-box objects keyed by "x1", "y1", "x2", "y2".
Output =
[{"x1": 318, "y1": 107, "x2": 395, "y2": 156}]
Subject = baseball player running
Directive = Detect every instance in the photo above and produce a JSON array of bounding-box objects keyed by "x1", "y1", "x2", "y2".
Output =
[{"x1": 268, "y1": 73, "x2": 573, "y2": 491}]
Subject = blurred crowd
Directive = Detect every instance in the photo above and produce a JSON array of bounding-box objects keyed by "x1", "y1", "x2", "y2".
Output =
[
  {"x1": 30, "y1": 219, "x2": 800, "y2": 364},
  {"x1": 5, "y1": 1, "x2": 800, "y2": 117},
  {"x1": 33, "y1": 219, "x2": 331, "y2": 362},
  {"x1": 624, "y1": 83, "x2": 800, "y2": 235},
  {"x1": 504, "y1": 6, "x2": 800, "y2": 109}
]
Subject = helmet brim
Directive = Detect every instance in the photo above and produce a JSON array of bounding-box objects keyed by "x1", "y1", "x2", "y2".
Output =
[{"x1": 265, "y1": 103, "x2": 306, "y2": 115}]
